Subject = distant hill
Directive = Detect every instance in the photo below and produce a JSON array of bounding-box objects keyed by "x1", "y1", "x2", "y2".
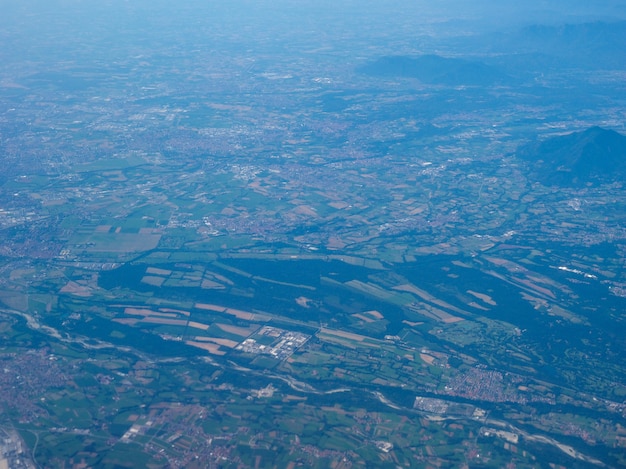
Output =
[
  {"x1": 485, "y1": 21, "x2": 626, "y2": 70},
  {"x1": 358, "y1": 55, "x2": 510, "y2": 86},
  {"x1": 518, "y1": 127, "x2": 626, "y2": 186}
]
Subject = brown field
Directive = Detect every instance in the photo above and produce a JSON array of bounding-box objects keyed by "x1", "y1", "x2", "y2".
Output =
[
  {"x1": 138, "y1": 317, "x2": 188, "y2": 327},
  {"x1": 201, "y1": 279, "x2": 225, "y2": 289},
  {"x1": 84, "y1": 233, "x2": 161, "y2": 253},
  {"x1": 408, "y1": 205, "x2": 427, "y2": 215},
  {"x1": 363, "y1": 310, "x2": 383, "y2": 319},
  {"x1": 113, "y1": 318, "x2": 138, "y2": 325},
  {"x1": 191, "y1": 336, "x2": 239, "y2": 348},
  {"x1": 216, "y1": 323, "x2": 259, "y2": 337},
  {"x1": 60, "y1": 281, "x2": 91, "y2": 297},
  {"x1": 293, "y1": 205, "x2": 318, "y2": 217},
  {"x1": 484, "y1": 256, "x2": 510, "y2": 267},
  {"x1": 327, "y1": 236, "x2": 346, "y2": 249},
  {"x1": 324, "y1": 403, "x2": 350, "y2": 417},
  {"x1": 467, "y1": 290, "x2": 497, "y2": 306},
  {"x1": 194, "y1": 303, "x2": 264, "y2": 321},
  {"x1": 124, "y1": 308, "x2": 178, "y2": 318},
  {"x1": 319, "y1": 335, "x2": 357, "y2": 349},
  {"x1": 406, "y1": 303, "x2": 463, "y2": 324},
  {"x1": 187, "y1": 321, "x2": 210, "y2": 330},
  {"x1": 319, "y1": 328, "x2": 367, "y2": 342},
  {"x1": 415, "y1": 243, "x2": 454, "y2": 255},
  {"x1": 420, "y1": 353, "x2": 436, "y2": 365},
  {"x1": 352, "y1": 313, "x2": 376, "y2": 323},
  {"x1": 195, "y1": 303, "x2": 226, "y2": 313},
  {"x1": 283, "y1": 395, "x2": 307, "y2": 402},
  {"x1": 146, "y1": 267, "x2": 172, "y2": 276},
  {"x1": 513, "y1": 277, "x2": 556, "y2": 299},
  {"x1": 206, "y1": 272, "x2": 234, "y2": 285},
  {"x1": 440, "y1": 315, "x2": 464, "y2": 324},
  {"x1": 395, "y1": 284, "x2": 469, "y2": 317},
  {"x1": 468, "y1": 302, "x2": 489, "y2": 311},
  {"x1": 402, "y1": 319, "x2": 424, "y2": 327},
  {"x1": 547, "y1": 305, "x2": 585, "y2": 324},
  {"x1": 185, "y1": 341, "x2": 226, "y2": 355},
  {"x1": 394, "y1": 283, "x2": 436, "y2": 301},
  {"x1": 158, "y1": 308, "x2": 191, "y2": 316},
  {"x1": 224, "y1": 307, "x2": 257, "y2": 320},
  {"x1": 141, "y1": 275, "x2": 165, "y2": 287},
  {"x1": 296, "y1": 296, "x2": 312, "y2": 308},
  {"x1": 328, "y1": 201, "x2": 349, "y2": 209},
  {"x1": 208, "y1": 103, "x2": 251, "y2": 111},
  {"x1": 247, "y1": 180, "x2": 270, "y2": 196}
]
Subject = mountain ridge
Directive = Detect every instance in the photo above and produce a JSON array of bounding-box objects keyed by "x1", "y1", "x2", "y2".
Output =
[{"x1": 518, "y1": 126, "x2": 626, "y2": 186}]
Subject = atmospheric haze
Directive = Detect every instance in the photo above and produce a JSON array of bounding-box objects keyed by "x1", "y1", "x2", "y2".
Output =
[{"x1": 1, "y1": 1, "x2": 626, "y2": 468}]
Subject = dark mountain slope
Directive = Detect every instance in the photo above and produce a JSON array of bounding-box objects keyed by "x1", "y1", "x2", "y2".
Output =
[{"x1": 518, "y1": 127, "x2": 626, "y2": 186}]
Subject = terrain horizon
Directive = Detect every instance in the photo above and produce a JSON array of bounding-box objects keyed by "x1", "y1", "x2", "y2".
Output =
[{"x1": 1, "y1": 1, "x2": 626, "y2": 468}]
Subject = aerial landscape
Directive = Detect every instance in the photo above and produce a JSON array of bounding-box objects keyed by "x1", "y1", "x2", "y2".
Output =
[{"x1": 1, "y1": 0, "x2": 626, "y2": 467}]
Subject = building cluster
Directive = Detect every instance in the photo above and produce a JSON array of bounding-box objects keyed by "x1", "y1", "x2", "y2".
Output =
[
  {"x1": 0, "y1": 428, "x2": 35, "y2": 469},
  {"x1": 444, "y1": 367, "x2": 525, "y2": 404},
  {"x1": 236, "y1": 326, "x2": 310, "y2": 360},
  {"x1": 413, "y1": 396, "x2": 449, "y2": 414},
  {"x1": 0, "y1": 350, "x2": 70, "y2": 423}
]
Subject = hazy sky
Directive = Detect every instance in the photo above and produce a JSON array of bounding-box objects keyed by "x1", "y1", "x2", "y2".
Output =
[
  {"x1": 1, "y1": 0, "x2": 625, "y2": 72},
  {"x1": 3, "y1": 0, "x2": 626, "y2": 31}
]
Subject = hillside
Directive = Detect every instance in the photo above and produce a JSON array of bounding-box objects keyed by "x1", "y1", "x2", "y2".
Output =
[{"x1": 518, "y1": 126, "x2": 626, "y2": 186}]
